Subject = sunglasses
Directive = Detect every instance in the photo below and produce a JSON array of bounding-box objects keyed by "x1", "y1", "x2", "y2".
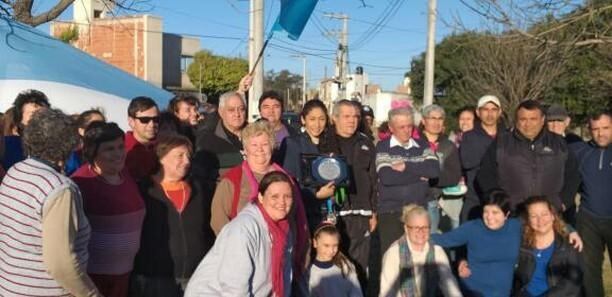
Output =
[{"x1": 134, "y1": 116, "x2": 160, "y2": 124}]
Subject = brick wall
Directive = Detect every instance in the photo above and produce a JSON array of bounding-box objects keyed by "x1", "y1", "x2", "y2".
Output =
[{"x1": 52, "y1": 18, "x2": 146, "y2": 80}]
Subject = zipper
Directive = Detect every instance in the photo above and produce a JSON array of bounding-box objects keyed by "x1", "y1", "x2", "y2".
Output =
[{"x1": 598, "y1": 149, "x2": 604, "y2": 170}]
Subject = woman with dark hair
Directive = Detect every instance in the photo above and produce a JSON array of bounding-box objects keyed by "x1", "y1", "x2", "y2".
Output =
[
  {"x1": 512, "y1": 197, "x2": 582, "y2": 297},
  {"x1": 431, "y1": 191, "x2": 583, "y2": 297},
  {"x1": 71, "y1": 121, "x2": 145, "y2": 297},
  {"x1": 0, "y1": 108, "x2": 102, "y2": 296},
  {"x1": 431, "y1": 190, "x2": 521, "y2": 297},
  {"x1": 65, "y1": 108, "x2": 106, "y2": 175},
  {"x1": 280, "y1": 99, "x2": 335, "y2": 229},
  {"x1": 130, "y1": 133, "x2": 214, "y2": 297},
  {"x1": 185, "y1": 171, "x2": 297, "y2": 297}
]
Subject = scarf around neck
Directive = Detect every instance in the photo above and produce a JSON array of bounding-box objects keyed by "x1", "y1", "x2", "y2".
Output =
[
  {"x1": 256, "y1": 202, "x2": 290, "y2": 297},
  {"x1": 398, "y1": 237, "x2": 439, "y2": 297},
  {"x1": 241, "y1": 161, "x2": 310, "y2": 279}
]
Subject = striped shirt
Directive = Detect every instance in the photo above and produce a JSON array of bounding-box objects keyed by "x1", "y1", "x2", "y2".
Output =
[
  {"x1": 71, "y1": 165, "x2": 145, "y2": 275},
  {"x1": 0, "y1": 158, "x2": 91, "y2": 297}
]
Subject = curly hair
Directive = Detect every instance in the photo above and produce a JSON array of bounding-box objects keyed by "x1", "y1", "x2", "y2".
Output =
[
  {"x1": 22, "y1": 108, "x2": 79, "y2": 164},
  {"x1": 521, "y1": 196, "x2": 567, "y2": 248},
  {"x1": 241, "y1": 120, "x2": 274, "y2": 150}
]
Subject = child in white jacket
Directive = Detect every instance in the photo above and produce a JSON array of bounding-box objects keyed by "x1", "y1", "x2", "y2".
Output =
[{"x1": 306, "y1": 223, "x2": 363, "y2": 297}]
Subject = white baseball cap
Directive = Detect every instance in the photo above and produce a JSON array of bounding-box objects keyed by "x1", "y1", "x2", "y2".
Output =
[{"x1": 477, "y1": 95, "x2": 501, "y2": 108}]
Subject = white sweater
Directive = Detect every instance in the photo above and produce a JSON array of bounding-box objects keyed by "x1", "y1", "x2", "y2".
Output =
[
  {"x1": 379, "y1": 240, "x2": 462, "y2": 297},
  {"x1": 307, "y1": 260, "x2": 363, "y2": 297}
]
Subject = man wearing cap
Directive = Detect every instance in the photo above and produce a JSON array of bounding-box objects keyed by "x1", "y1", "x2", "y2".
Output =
[
  {"x1": 477, "y1": 100, "x2": 580, "y2": 212},
  {"x1": 546, "y1": 104, "x2": 582, "y2": 144},
  {"x1": 571, "y1": 111, "x2": 612, "y2": 297},
  {"x1": 459, "y1": 95, "x2": 506, "y2": 221}
]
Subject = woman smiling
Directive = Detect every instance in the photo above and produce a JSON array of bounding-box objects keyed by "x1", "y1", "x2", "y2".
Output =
[{"x1": 71, "y1": 122, "x2": 145, "y2": 297}]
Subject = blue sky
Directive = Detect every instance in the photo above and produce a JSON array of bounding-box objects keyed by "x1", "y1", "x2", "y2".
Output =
[{"x1": 40, "y1": 0, "x2": 482, "y2": 91}]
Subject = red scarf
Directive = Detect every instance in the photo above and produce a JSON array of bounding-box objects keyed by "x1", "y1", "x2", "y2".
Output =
[
  {"x1": 242, "y1": 161, "x2": 310, "y2": 280},
  {"x1": 256, "y1": 202, "x2": 290, "y2": 297}
]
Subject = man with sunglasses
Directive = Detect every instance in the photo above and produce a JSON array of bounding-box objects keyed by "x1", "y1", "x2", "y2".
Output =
[
  {"x1": 546, "y1": 104, "x2": 582, "y2": 144},
  {"x1": 125, "y1": 96, "x2": 160, "y2": 181}
]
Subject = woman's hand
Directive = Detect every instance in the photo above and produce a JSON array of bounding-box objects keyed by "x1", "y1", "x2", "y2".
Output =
[
  {"x1": 568, "y1": 231, "x2": 583, "y2": 252},
  {"x1": 315, "y1": 182, "x2": 336, "y2": 199},
  {"x1": 458, "y1": 260, "x2": 472, "y2": 278}
]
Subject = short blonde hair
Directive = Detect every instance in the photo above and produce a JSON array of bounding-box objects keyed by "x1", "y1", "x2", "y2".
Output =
[
  {"x1": 241, "y1": 120, "x2": 274, "y2": 149},
  {"x1": 401, "y1": 204, "x2": 430, "y2": 225}
]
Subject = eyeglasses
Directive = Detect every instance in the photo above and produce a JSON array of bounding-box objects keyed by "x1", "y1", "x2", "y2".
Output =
[
  {"x1": 134, "y1": 116, "x2": 160, "y2": 124},
  {"x1": 406, "y1": 225, "x2": 430, "y2": 232}
]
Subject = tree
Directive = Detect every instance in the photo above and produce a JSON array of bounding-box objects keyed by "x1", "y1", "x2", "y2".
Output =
[
  {"x1": 410, "y1": 1, "x2": 611, "y2": 128},
  {"x1": 458, "y1": 0, "x2": 612, "y2": 47},
  {"x1": 264, "y1": 69, "x2": 303, "y2": 111},
  {"x1": 1, "y1": 0, "x2": 143, "y2": 27},
  {"x1": 187, "y1": 50, "x2": 248, "y2": 103}
]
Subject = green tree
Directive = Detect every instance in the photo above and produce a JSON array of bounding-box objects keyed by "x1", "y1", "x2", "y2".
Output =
[
  {"x1": 187, "y1": 50, "x2": 248, "y2": 101},
  {"x1": 263, "y1": 69, "x2": 303, "y2": 111}
]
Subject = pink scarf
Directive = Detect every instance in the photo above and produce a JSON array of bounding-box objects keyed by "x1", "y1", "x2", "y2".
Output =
[
  {"x1": 242, "y1": 161, "x2": 310, "y2": 281},
  {"x1": 256, "y1": 202, "x2": 290, "y2": 297}
]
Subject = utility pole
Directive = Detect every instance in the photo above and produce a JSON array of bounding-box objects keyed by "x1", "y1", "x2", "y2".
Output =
[
  {"x1": 248, "y1": 0, "x2": 264, "y2": 122},
  {"x1": 423, "y1": 0, "x2": 437, "y2": 107},
  {"x1": 291, "y1": 54, "x2": 307, "y2": 107},
  {"x1": 324, "y1": 13, "x2": 349, "y2": 100}
]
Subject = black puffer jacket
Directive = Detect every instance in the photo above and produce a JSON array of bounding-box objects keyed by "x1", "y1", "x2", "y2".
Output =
[
  {"x1": 512, "y1": 235, "x2": 582, "y2": 297},
  {"x1": 477, "y1": 128, "x2": 580, "y2": 211}
]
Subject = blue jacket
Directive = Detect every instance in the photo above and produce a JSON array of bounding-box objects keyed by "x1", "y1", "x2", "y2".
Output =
[
  {"x1": 375, "y1": 136, "x2": 439, "y2": 213},
  {"x1": 571, "y1": 140, "x2": 612, "y2": 218}
]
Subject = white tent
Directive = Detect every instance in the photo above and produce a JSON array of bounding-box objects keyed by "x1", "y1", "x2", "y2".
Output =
[{"x1": 0, "y1": 17, "x2": 173, "y2": 130}]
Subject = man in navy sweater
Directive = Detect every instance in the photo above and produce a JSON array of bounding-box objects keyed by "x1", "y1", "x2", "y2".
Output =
[
  {"x1": 571, "y1": 110, "x2": 612, "y2": 297},
  {"x1": 375, "y1": 107, "x2": 440, "y2": 254}
]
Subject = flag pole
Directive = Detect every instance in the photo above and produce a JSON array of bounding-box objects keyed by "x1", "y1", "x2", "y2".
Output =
[{"x1": 249, "y1": 37, "x2": 271, "y2": 76}]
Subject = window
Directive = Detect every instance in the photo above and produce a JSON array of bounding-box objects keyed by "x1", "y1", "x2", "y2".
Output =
[{"x1": 181, "y1": 55, "x2": 194, "y2": 73}]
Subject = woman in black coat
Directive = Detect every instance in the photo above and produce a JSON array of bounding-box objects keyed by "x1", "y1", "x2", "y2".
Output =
[
  {"x1": 513, "y1": 196, "x2": 582, "y2": 297},
  {"x1": 279, "y1": 99, "x2": 335, "y2": 230}
]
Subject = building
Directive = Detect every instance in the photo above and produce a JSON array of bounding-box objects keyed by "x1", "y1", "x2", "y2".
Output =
[{"x1": 50, "y1": 0, "x2": 199, "y2": 91}]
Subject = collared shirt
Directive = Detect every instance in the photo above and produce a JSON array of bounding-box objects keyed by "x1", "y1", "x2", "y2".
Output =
[{"x1": 390, "y1": 135, "x2": 419, "y2": 150}]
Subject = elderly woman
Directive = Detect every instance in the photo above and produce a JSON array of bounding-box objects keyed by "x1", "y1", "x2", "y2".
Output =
[
  {"x1": 512, "y1": 196, "x2": 582, "y2": 297},
  {"x1": 209, "y1": 120, "x2": 309, "y2": 289},
  {"x1": 0, "y1": 109, "x2": 102, "y2": 296},
  {"x1": 71, "y1": 122, "x2": 145, "y2": 297},
  {"x1": 185, "y1": 171, "x2": 296, "y2": 296},
  {"x1": 380, "y1": 204, "x2": 462, "y2": 297},
  {"x1": 130, "y1": 133, "x2": 215, "y2": 297}
]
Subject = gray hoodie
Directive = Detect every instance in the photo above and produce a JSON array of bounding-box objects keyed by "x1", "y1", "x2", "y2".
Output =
[{"x1": 184, "y1": 203, "x2": 293, "y2": 297}]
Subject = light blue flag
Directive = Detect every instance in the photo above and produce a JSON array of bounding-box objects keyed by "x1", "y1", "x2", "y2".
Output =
[{"x1": 272, "y1": 0, "x2": 319, "y2": 40}]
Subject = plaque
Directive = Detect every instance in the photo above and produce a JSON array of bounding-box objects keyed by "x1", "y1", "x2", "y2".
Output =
[{"x1": 300, "y1": 154, "x2": 349, "y2": 187}]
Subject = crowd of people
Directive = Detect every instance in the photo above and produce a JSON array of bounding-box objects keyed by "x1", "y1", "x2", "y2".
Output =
[{"x1": 0, "y1": 79, "x2": 610, "y2": 297}]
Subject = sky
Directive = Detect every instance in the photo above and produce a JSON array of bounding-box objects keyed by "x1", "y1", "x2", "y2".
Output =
[{"x1": 38, "y1": 0, "x2": 484, "y2": 91}]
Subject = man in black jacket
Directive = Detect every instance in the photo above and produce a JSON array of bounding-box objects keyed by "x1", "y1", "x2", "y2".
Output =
[
  {"x1": 193, "y1": 91, "x2": 246, "y2": 185},
  {"x1": 318, "y1": 99, "x2": 377, "y2": 289},
  {"x1": 459, "y1": 95, "x2": 506, "y2": 221},
  {"x1": 477, "y1": 100, "x2": 580, "y2": 212}
]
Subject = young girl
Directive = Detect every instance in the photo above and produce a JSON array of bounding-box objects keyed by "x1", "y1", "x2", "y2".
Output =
[{"x1": 307, "y1": 224, "x2": 363, "y2": 297}]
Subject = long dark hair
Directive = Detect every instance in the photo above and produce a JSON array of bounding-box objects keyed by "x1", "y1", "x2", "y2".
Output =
[{"x1": 312, "y1": 224, "x2": 354, "y2": 278}]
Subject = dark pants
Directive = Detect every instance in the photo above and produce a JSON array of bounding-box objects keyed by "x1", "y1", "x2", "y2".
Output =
[
  {"x1": 337, "y1": 215, "x2": 371, "y2": 291},
  {"x1": 577, "y1": 210, "x2": 612, "y2": 297},
  {"x1": 377, "y1": 212, "x2": 404, "y2": 257}
]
